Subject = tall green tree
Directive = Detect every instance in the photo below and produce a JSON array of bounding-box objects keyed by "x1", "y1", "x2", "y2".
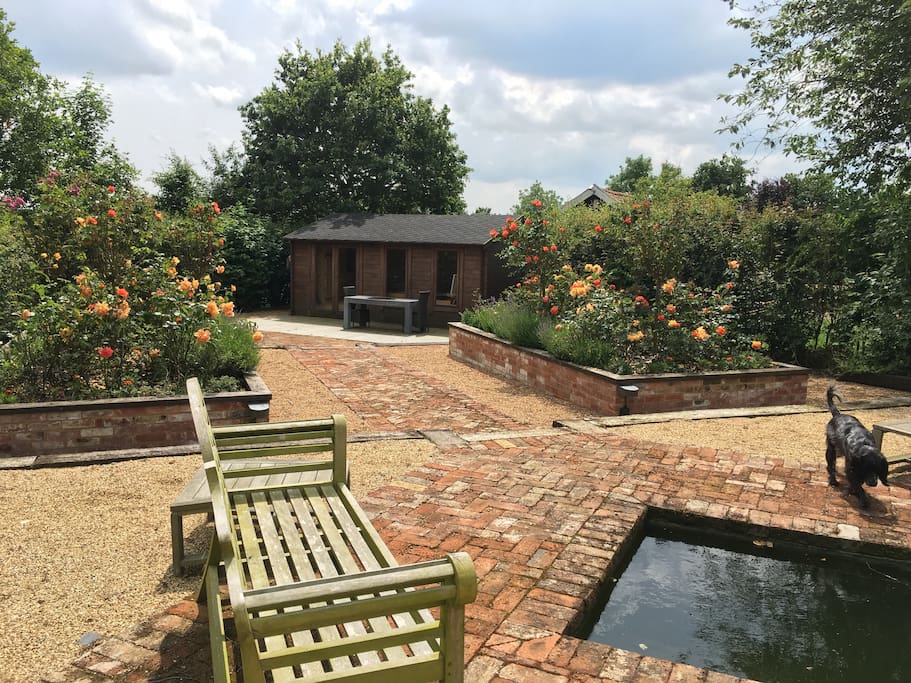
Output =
[
  {"x1": 635, "y1": 161, "x2": 692, "y2": 200},
  {"x1": 153, "y1": 153, "x2": 206, "y2": 213},
  {"x1": 205, "y1": 143, "x2": 249, "y2": 209},
  {"x1": 692, "y1": 155, "x2": 751, "y2": 198},
  {"x1": 0, "y1": 11, "x2": 133, "y2": 195},
  {"x1": 605, "y1": 154, "x2": 652, "y2": 193},
  {"x1": 511, "y1": 180, "x2": 562, "y2": 216},
  {"x1": 722, "y1": 0, "x2": 911, "y2": 192},
  {"x1": 239, "y1": 38, "x2": 469, "y2": 223},
  {"x1": 0, "y1": 9, "x2": 56, "y2": 195}
]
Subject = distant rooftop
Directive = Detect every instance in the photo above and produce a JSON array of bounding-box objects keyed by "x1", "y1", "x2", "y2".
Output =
[{"x1": 564, "y1": 184, "x2": 629, "y2": 208}]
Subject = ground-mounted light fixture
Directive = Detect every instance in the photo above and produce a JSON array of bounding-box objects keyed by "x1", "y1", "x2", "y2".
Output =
[{"x1": 618, "y1": 384, "x2": 639, "y2": 416}]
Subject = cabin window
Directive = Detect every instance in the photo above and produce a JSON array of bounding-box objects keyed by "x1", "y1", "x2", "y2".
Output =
[
  {"x1": 386, "y1": 249, "x2": 406, "y2": 296},
  {"x1": 436, "y1": 250, "x2": 458, "y2": 305}
]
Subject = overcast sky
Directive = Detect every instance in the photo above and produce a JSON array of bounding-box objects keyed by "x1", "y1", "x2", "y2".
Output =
[{"x1": 5, "y1": 0, "x2": 802, "y2": 213}]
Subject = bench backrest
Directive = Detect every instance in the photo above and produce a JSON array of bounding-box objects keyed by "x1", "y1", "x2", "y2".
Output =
[{"x1": 186, "y1": 377, "x2": 348, "y2": 485}]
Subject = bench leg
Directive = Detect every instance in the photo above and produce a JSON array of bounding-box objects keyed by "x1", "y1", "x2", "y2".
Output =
[
  {"x1": 203, "y1": 549, "x2": 231, "y2": 682},
  {"x1": 873, "y1": 427, "x2": 885, "y2": 450},
  {"x1": 170, "y1": 512, "x2": 185, "y2": 577}
]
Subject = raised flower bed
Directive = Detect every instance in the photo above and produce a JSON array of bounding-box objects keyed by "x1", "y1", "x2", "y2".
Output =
[
  {"x1": 450, "y1": 323, "x2": 808, "y2": 415},
  {"x1": 0, "y1": 373, "x2": 270, "y2": 468}
]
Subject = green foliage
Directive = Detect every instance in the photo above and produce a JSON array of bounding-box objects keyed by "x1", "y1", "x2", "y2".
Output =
[
  {"x1": 489, "y1": 200, "x2": 569, "y2": 300},
  {"x1": 723, "y1": 0, "x2": 911, "y2": 192},
  {"x1": 605, "y1": 157, "x2": 692, "y2": 199},
  {"x1": 0, "y1": 210, "x2": 32, "y2": 340},
  {"x1": 468, "y1": 255, "x2": 770, "y2": 375},
  {"x1": 0, "y1": 174, "x2": 261, "y2": 402},
  {"x1": 478, "y1": 189, "x2": 772, "y2": 374},
  {"x1": 460, "y1": 297, "x2": 541, "y2": 349},
  {"x1": 510, "y1": 181, "x2": 563, "y2": 216},
  {"x1": 0, "y1": 13, "x2": 135, "y2": 196},
  {"x1": 637, "y1": 162, "x2": 692, "y2": 199},
  {"x1": 692, "y1": 155, "x2": 751, "y2": 198},
  {"x1": 538, "y1": 322, "x2": 614, "y2": 369},
  {"x1": 218, "y1": 204, "x2": 287, "y2": 310},
  {"x1": 205, "y1": 143, "x2": 249, "y2": 209},
  {"x1": 153, "y1": 154, "x2": 207, "y2": 213},
  {"x1": 831, "y1": 189, "x2": 911, "y2": 374},
  {"x1": 563, "y1": 191, "x2": 741, "y2": 293},
  {"x1": 605, "y1": 155, "x2": 653, "y2": 193},
  {"x1": 239, "y1": 38, "x2": 469, "y2": 223}
]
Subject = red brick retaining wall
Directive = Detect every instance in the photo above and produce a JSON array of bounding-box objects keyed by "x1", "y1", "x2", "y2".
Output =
[
  {"x1": 0, "y1": 373, "x2": 270, "y2": 460},
  {"x1": 449, "y1": 323, "x2": 808, "y2": 415}
]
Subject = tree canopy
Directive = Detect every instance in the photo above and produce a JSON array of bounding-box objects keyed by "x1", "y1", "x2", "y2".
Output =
[
  {"x1": 239, "y1": 38, "x2": 469, "y2": 223},
  {"x1": 152, "y1": 153, "x2": 206, "y2": 213},
  {"x1": 692, "y1": 155, "x2": 751, "y2": 198},
  {"x1": 0, "y1": 10, "x2": 133, "y2": 195},
  {"x1": 511, "y1": 181, "x2": 563, "y2": 216},
  {"x1": 722, "y1": 0, "x2": 911, "y2": 192},
  {"x1": 605, "y1": 155, "x2": 653, "y2": 193}
]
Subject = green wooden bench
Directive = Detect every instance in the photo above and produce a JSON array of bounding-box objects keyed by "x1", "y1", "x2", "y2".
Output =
[{"x1": 186, "y1": 378, "x2": 477, "y2": 682}]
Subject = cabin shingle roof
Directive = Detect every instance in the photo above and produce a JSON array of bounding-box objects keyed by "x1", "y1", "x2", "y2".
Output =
[{"x1": 285, "y1": 213, "x2": 510, "y2": 246}]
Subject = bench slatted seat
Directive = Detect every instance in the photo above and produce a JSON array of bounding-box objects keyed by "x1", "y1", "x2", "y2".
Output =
[
  {"x1": 171, "y1": 458, "x2": 327, "y2": 576},
  {"x1": 186, "y1": 378, "x2": 477, "y2": 682}
]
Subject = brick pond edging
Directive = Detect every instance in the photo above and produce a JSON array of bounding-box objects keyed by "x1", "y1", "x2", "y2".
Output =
[
  {"x1": 0, "y1": 372, "x2": 270, "y2": 467},
  {"x1": 449, "y1": 322, "x2": 808, "y2": 416}
]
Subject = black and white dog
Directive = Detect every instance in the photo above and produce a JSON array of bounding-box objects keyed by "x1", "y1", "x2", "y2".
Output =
[{"x1": 826, "y1": 386, "x2": 889, "y2": 508}]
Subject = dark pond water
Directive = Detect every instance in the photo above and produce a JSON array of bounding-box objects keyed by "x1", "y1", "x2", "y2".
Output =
[{"x1": 578, "y1": 523, "x2": 911, "y2": 682}]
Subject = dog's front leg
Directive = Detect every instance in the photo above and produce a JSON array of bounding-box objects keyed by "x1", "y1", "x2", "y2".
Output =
[
  {"x1": 849, "y1": 479, "x2": 871, "y2": 508},
  {"x1": 844, "y1": 462, "x2": 871, "y2": 507}
]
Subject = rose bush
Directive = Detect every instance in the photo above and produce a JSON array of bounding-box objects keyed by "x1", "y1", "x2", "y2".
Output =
[
  {"x1": 1, "y1": 172, "x2": 261, "y2": 402},
  {"x1": 465, "y1": 198, "x2": 772, "y2": 375}
]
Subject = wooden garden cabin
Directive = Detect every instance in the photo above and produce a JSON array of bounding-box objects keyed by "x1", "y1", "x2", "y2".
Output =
[{"x1": 285, "y1": 213, "x2": 512, "y2": 327}]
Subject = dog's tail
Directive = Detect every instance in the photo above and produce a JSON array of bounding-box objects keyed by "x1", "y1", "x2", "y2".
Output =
[{"x1": 827, "y1": 385, "x2": 842, "y2": 416}]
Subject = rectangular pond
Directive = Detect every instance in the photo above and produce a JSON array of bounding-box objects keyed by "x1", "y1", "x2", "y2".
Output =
[{"x1": 573, "y1": 514, "x2": 911, "y2": 682}]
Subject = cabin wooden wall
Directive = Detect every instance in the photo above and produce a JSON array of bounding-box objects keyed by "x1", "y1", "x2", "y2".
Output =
[{"x1": 289, "y1": 241, "x2": 490, "y2": 323}]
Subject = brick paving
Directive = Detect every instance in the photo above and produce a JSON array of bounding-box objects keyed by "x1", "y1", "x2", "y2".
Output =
[{"x1": 41, "y1": 337, "x2": 911, "y2": 682}]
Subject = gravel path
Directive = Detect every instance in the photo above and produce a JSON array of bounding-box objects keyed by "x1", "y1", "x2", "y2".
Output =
[{"x1": 1, "y1": 332, "x2": 908, "y2": 682}]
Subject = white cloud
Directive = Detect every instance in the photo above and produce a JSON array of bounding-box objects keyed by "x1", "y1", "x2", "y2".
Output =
[
  {"x1": 132, "y1": 1, "x2": 256, "y2": 71},
  {"x1": 193, "y1": 83, "x2": 245, "y2": 106},
  {"x1": 4, "y1": 0, "x2": 808, "y2": 214}
]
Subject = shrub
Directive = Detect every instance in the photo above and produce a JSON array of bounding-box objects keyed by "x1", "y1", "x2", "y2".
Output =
[
  {"x1": 0, "y1": 173, "x2": 262, "y2": 402},
  {"x1": 218, "y1": 204, "x2": 288, "y2": 310},
  {"x1": 478, "y1": 194, "x2": 773, "y2": 374},
  {"x1": 461, "y1": 297, "x2": 541, "y2": 348},
  {"x1": 542, "y1": 262, "x2": 771, "y2": 374}
]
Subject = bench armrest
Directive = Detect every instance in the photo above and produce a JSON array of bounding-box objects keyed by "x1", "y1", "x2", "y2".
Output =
[{"x1": 244, "y1": 553, "x2": 477, "y2": 636}]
